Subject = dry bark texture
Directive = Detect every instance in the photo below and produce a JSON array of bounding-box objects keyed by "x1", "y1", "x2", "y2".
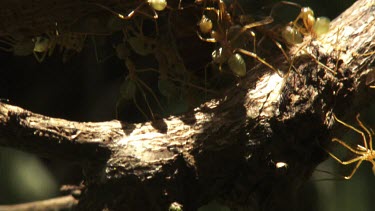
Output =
[{"x1": 0, "y1": 0, "x2": 375, "y2": 210}]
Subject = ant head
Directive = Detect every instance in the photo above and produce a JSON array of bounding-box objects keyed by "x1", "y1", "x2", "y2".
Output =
[
  {"x1": 300, "y1": 7, "x2": 315, "y2": 31},
  {"x1": 301, "y1": 7, "x2": 314, "y2": 17}
]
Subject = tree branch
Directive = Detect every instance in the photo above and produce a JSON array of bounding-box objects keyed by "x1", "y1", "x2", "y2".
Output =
[
  {"x1": 0, "y1": 195, "x2": 78, "y2": 211},
  {"x1": 0, "y1": 0, "x2": 374, "y2": 210}
]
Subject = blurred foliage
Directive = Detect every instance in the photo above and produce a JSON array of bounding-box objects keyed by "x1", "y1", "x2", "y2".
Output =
[{"x1": 0, "y1": 147, "x2": 59, "y2": 204}]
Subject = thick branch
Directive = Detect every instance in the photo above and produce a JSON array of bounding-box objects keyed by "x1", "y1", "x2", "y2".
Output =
[{"x1": 0, "y1": 0, "x2": 374, "y2": 210}]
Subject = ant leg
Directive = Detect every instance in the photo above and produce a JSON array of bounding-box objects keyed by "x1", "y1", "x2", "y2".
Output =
[
  {"x1": 92, "y1": 2, "x2": 153, "y2": 20},
  {"x1": 247, "y1": 30, "x2": 256, "y2": 55},
  {"x1": 235, "y1": 48, "x2": 282, "y2": 76},
  {"x1": 231, "y1": 16, "x2": 273, "y2": 44},
  {"x1": 269, "y1": 1, "x2": 302, "y2": 19},
  {"x1": 344, "y1": 159, "x2": 363, "y2": 179},
  {"x1": 33, "y1": 51, "x2": 48, "y2": 63},
  {"x1": 134, "y1": 5, "x2": 159, "y2": 19},
  {"x1": 91, "y1": 3, "x2": 133, "y2": 20},
  {"x1": 136, "y1": 77, "x2": 165, "y2": 113},
  {"x1": 216, "y1": 0, "x2": 227, "y2": 21},
  {"x1": 125, "y1": 58, "x2": 163, "y2": 119},
  {"x1": 356, "y1": 114, "x2": 373, "y2": 152},
  {"x1": 303, "y1": 50, "x2": 337, "y2": 75},
  {"x1": 242, "y1": 16, "x2": 274, "y2": 31},
  {"x1": 197, "y1": 31, "x2": 217, "y2": 43},
  {"x1": 273, "y1": 38, "x2": 289, "y2": 59},
  {"x1": 135, "y1": 81, "x2": 156, "y2": 120},
  {"x1": 334, "y1": 114, "x2": 369, "y2": 150},
  {"x1": 33, "y1": 52, "x2": 42, "y2": 62},
  {"x1": 326, "y1": 146, "x2": 364, "y2": 165},
  {"x1": 168, "y1": 77, "x2": 218, "y2": 94},
  {"x1": 203, "y1": 7, "x2": 220, "y2": 16},
  {"x1": 91, "y1": 36, "x2": 114, "y2": 63},
  {"x1": 229, "y1": 0, "x2": 245, "y2": 18},
  {"x1": 196, "y1": 32, "x2": 217, "y2": 43},
  {"x1": 132, "y1": 93, "x2": 151, "y2": 120},
  {"x1": 331, "y1": 138, "x2": 366, "y2": 155},
  {"x1": 319, "y1": 154, "x2": 363, "y2": 179}
]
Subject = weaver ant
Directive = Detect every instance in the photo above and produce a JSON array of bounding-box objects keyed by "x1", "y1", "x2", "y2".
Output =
[
  {"x1": 327, "y1": 114, "x2": 375, "y2": 179},
  {"x1": 196, "y1": 0, "x2": 280, "y2": 77},
  {"x1": 32, "y1": 31, "x2": 87, "y2": 63},
  {"x1": 271, "y1": 1, "x2": 330, "y2": 44}
]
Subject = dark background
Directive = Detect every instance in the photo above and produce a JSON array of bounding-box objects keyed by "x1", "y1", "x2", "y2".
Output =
[{"x1": 1, "y1": 0, "x2": 371, "y2": 210}]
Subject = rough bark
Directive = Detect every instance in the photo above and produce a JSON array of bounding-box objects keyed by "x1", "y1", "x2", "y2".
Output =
[
  {"x1": 0, "y1": 0, "x2": 374, "y2": 210},
  {"x1": 0, "y1": 195, "x2": 78, "y2": 211}
]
